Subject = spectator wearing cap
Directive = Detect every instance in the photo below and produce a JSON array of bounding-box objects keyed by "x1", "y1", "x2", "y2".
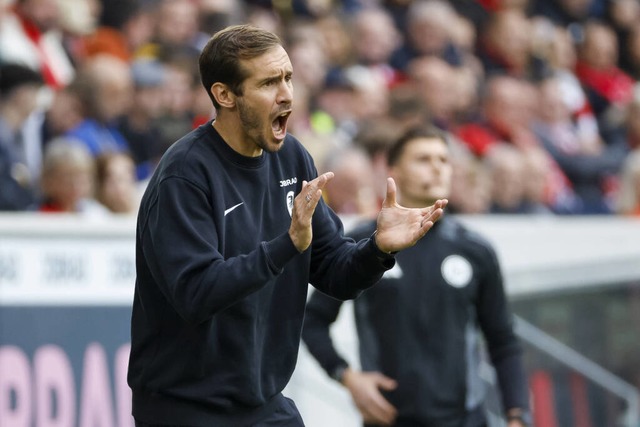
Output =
[
  {"x1": 117, "y1": 59, "x2": 168, "y2": 180},
  {"x1": 0, "y1": 62, "x2": 44, "y2": 210},
  {"x1": 313, "y1": 65, "x2": 390, "y2": 147},
  {"x1": 310, "y1": 67, "x2": 359, "y2": 145}
]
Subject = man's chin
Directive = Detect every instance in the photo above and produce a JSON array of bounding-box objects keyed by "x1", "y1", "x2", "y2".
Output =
[{"x1": 262, "y1": 139, "x2": 285, "y2": 153}]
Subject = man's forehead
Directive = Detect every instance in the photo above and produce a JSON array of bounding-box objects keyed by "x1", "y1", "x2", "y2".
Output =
[
  {"x1": 409, "y1": 137, "x2": 448, "y2": 148},
  {"x1": 401, "y1": 137, "x2": 449, "y2": 157},
  {"x1": 243, "y1": 46, "x2": 292, "y2": 76}
]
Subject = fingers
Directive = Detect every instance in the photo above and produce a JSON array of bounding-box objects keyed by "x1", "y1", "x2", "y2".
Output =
[
  {"x1": 420, "y1": 209, "x2": 443, "y2": 232},
  {"x1": 304, "y1": 172, "x2": 334, "y2": 191},
  {"x1": 364, "y1": 374, "x2": 398, "y2": 425},
  {"x1": 346, "y1": 371, "x2": 398, "y2": 426},
  {"x1": 434, "y1": 199, "x2": 448, "y2": 210},
  {"x1": 420, "y1": 199, "x2": 448, "y2": 219},
  {"x1": 317, "y1": 171, "x2": 335, "y2": 188},
  {"x1": 381, "y1": 177, "x2": 397, "y2": 208},
  {"x1": 289, "y1": 173, "x2": 336, "y2": 252},
  {"x1": 301, "y1": 172, "x2": 334, "y2": 203},
  {"x1": 375, "y1": 374, "x2": 398, "y2": 392},
  {"x1": 421, "y1": 198, "x2": 448, "y2": 214},
  {"x1": 362, "y1": 393, "x2": 397, "y2": 426},
  {"x1": 417, "y1": 199, "x2": 448, "y2": 235}
]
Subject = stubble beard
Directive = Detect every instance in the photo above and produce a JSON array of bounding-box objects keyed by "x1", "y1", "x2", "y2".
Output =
[{"x1": 237, "y1": 98, "x2": 283, "y2": 153}]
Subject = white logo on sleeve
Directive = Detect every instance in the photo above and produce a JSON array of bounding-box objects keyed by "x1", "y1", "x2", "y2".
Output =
[
  {"x1": 441, "y1": 255, "x2": 473, "y2": 288},
  {"x1": 286, "y1": 191, "x2": 294, "y2": 217},
  {"x1": 224, "y1": 202, "x2": 244, "y2": 216}
]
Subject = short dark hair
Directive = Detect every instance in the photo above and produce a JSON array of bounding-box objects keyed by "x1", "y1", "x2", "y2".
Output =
[
  {"x1": 387, "y1": 125, "x2": 448, "y2": 167},
  {"x1": 199, "y1": 25, "x2": 283, "y2": 110}
]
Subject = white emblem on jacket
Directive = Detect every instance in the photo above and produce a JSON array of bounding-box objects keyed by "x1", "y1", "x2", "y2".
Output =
[
  {"x1": 224, "y1": 202, "x2": 244, "y2": 216},
  {"x1": 441, "y1": 255, "x2": 473, "y2": 288},
  {"x1": 286, "y1": 191, "x2": 294, "y2": 216}
]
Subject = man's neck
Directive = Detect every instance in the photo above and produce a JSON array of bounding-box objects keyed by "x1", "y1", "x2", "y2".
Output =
[{"x1": 212, "y1": 117, "x2": 262, "y2": 158}]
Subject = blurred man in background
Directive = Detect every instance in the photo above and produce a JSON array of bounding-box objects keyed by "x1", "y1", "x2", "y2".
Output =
[{"x1": 303, "y1": 125, "x2": 531, "y2": 427}]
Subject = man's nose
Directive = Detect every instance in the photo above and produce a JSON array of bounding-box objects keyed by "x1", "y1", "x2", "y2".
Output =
[{"x1": 278, "y1": 81, "x2": 293, "y2": 104}]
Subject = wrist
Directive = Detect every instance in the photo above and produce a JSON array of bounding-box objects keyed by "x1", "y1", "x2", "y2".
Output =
[
  {"x1": 329, "y1": 362, "x2": 349, "y2": 384},
  {"x1": 372, "y1": 230, "x2": 396, "y2": 257},
  {"x1": 506, "y1": 408, "x2": 532, "y2": 427}
]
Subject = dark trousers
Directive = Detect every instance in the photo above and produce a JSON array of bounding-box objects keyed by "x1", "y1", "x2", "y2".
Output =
[{"x1": 134, "y1": 397, "x2": 305, "y2": 427}]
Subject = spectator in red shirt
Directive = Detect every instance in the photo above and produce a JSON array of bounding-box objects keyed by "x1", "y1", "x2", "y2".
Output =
[
  {"x1": 456, "y1": 75, "x2": 538, "y2": 156},
  {"x1": 456, "y1": 75, "x2": 580, "y2": 213},
  {"x1": 575, "y1": 20, "x2": 635, "y2": 132}
]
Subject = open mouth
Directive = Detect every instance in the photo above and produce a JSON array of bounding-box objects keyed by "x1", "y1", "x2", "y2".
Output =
[{"x1": 272, "y1": 111, "x2": 291, "y2": 139}]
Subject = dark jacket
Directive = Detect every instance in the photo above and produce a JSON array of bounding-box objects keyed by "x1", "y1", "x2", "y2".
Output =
[
  {"x1": 303, "y1": 216, "x2": 529, "y2": 427},
  {"x1": 128, "y1": 122, "x2": 395, "y2": 425}
]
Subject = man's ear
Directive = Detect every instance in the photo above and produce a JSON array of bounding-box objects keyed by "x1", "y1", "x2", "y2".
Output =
[{"x1": 211, "y1": 82, "x2": 236, "y2": 108}]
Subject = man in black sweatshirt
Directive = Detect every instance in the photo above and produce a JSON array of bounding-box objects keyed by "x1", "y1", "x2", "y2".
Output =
[
  {"x1": 127, "y1": 25, "x2": 447, "y2": 427},
  {"x1": 302, "y1": 126, "x2": 531, "y2": 427}
]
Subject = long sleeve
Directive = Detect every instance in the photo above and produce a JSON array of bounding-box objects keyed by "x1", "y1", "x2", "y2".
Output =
[
  {"x1": 302, "y1": 290, "x2": 350, "y2": 377},
  {"x1": 307, "y1": 202, "x2": 395, "y2": 300},
  {"x1": 140, "y1": 175, "x2": 300, "y2": 324},
  {"x1": 475, "y1": 241, "x2": 529, "y2": 412}
]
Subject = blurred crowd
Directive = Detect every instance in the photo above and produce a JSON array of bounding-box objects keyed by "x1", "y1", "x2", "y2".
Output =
[{"x1": 1, "y1": 0, "x2": 640, "y2": 217}]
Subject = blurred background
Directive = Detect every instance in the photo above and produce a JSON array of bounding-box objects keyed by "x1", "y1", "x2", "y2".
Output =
[{"x1": 0, "y1": 0, "x2": 640, "y2": 426}]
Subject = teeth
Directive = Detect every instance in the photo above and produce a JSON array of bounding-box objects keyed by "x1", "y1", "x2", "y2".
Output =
[{"x1": 273, "y1": 112, "x2": 289, "y2": 136}]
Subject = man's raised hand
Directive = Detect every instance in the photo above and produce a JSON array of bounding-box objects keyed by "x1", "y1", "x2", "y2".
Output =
[
  {"x1": 289, "y1": 172, "x2": 334, "y2": 252},
  {"x1": 374, "y1": 177, "x2": 447, "y2": 254}
]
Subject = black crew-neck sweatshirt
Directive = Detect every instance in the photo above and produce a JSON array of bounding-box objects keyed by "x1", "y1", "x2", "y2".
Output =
[{"x1": 127, "y1": 122, "x2": 394, "y2": 426}]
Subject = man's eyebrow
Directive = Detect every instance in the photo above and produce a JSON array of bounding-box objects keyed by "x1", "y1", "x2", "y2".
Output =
[
  {"x1": 258, "y1": 71, "x2": 292, "y2": 85},
  {"x1": 259, "y1": 75, "x2": 280, "y2": 84}
]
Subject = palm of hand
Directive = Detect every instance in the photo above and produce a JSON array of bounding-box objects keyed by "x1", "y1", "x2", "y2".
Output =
[
  {"x1": 375, "y1": 204, "x2": 425, "y2": 253},
  {"x1": 374, "y1": 178, "x2": 447, "y2": 254}
]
